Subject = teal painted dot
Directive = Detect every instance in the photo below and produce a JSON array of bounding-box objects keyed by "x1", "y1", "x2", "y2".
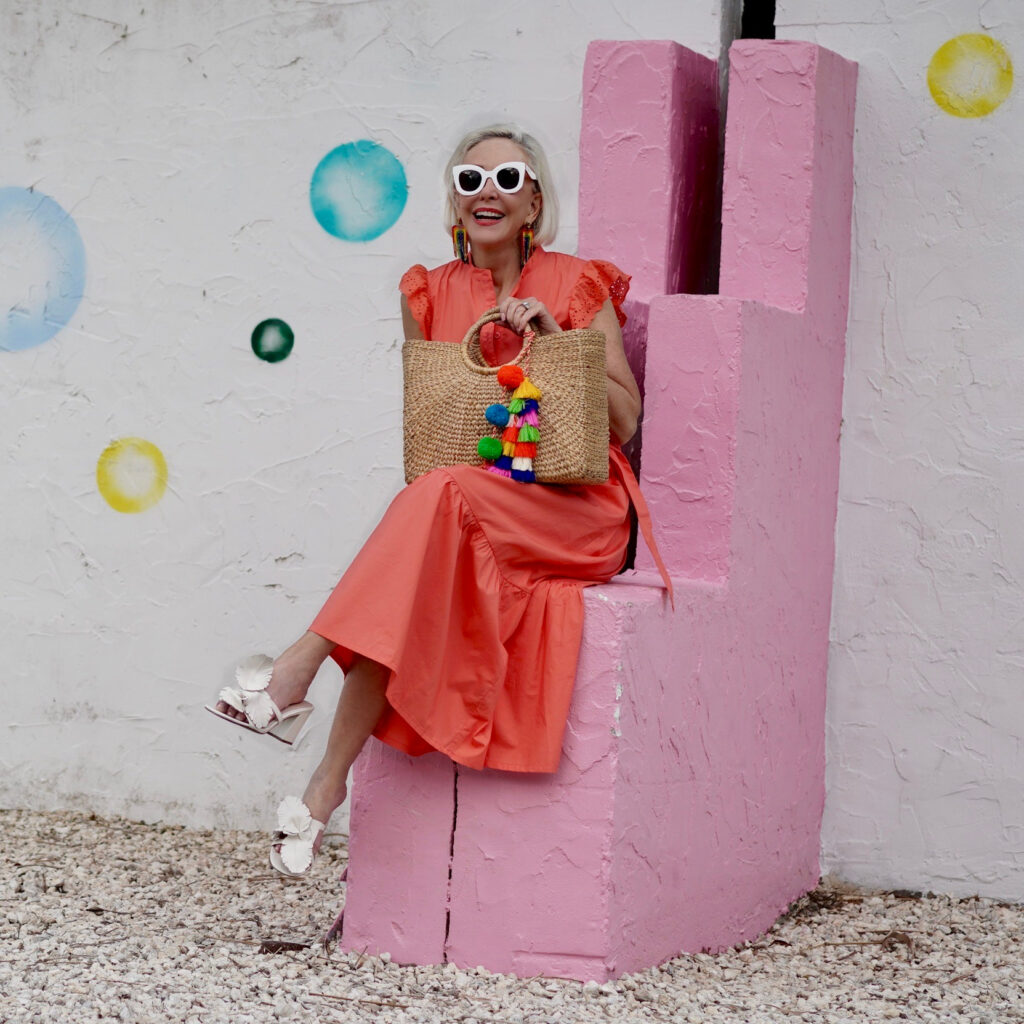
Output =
[
  {"x1": 251, "y1": 318, "x2": 294, "y2": 363},
  {"x1": 310, "y1": 140, "x2": 407, "y2": 242}
]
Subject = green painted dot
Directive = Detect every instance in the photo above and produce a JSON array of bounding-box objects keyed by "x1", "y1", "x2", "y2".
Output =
[{"x1": 251, "y1": 318, "x2": 295, "y2": 363}]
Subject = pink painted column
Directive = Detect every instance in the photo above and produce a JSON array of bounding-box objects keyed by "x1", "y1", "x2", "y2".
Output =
[
  {"x1": 637, "y1": 39, "x2": 857, "y2": 580},
  {"x1": 339, "y1": 744, "x2": 454, "y2": 962},
  {"x1": 579, "y1": 40, "x2": 719, "y2": 301},
  {"x1": 619, "y1": 39, "x2": 858, "y2": 966},
  {"x1": 444, "y1": 594, "x2": 653, "y2": 979},
  {"x1": 578, "y1": 42, "x2": 719, "y2": 477},
  {"x1": 340, "y1": 39, "x2": 858, "y2": 981}
]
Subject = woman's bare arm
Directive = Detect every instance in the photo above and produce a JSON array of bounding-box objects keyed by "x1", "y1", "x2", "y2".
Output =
[
  {"x1": 588, "y1": 299, "x2": 642, "y2": 444},
  {"x1": 401, "y1": 294, "x2": 424, "y2": 340}
]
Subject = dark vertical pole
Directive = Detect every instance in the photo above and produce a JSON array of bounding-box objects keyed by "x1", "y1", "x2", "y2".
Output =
[{"x1": 740, "y1": 0, "x2": 776, "y2": 40}]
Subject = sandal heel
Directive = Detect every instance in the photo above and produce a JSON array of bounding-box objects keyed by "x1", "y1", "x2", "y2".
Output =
[{"x1": 270, "y1": 706, "x2": 313, "y2": 745}]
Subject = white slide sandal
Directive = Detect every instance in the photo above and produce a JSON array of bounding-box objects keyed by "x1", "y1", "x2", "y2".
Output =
[
  {"x1": 204, "y1": 654, "x2": 314, "y2": 746},
  {"x1": 269, "y1": 797, "x2": 326, "y2": 878}
]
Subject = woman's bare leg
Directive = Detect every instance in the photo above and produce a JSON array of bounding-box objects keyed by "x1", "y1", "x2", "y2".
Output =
[
  {"x1": 217, "y1": 635, "x2": 389, "y2": 851},
  {"x1": 299, "y1": 655, "x2": 390, "y2": 832}
]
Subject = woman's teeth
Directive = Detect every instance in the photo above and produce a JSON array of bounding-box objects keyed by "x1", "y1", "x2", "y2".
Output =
[{"x1": 474, "y1": 211, "x2": 503, "y2": 221}]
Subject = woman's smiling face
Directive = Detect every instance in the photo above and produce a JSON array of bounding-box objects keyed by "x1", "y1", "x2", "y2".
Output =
[{"x1": 456, "y1": 137, "x2": 542, "y2": 254}]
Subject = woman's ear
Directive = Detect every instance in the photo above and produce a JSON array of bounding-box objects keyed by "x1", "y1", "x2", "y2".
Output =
[{"x1": 530, "y1": 190, "x2": 543, "y2": 225}]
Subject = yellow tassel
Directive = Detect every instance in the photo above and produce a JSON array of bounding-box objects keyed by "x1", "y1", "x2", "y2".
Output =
[
  {"x1": 512, "y1": 377, "x2": 542, "y2": 401},
  {"x1": 502, "y1": 441, "x2": 517, "y2": 457}
]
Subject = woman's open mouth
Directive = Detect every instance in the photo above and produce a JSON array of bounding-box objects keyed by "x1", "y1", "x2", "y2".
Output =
[{"x1": 473, "y1": 208, "x2": 504, "y2": 223}]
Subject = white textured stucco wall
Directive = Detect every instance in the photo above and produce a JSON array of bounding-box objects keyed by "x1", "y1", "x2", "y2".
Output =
[
  {"x1": 0, "y1": 0, "x2": 738, "y2": 832},
  {"x1": 777, "y1": 0, "x2": 1023, "y2": 899},
  {"x1": 8, "y1": 0, "x2": 1018, "y2": 904}
]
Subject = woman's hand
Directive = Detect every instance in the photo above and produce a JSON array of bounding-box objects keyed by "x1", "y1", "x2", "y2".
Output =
[{"x1": 498, "y1": 295, "x2": 560, "y2": 336}]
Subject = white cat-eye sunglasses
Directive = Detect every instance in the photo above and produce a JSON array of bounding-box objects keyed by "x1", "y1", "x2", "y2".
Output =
[{"x1": 452, "y1": 161, "x2": 538, "y2": 196}]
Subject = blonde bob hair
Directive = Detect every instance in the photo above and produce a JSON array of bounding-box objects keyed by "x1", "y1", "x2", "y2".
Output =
[{"x1": 443, "y1": 124, "x2": 559, "y2": 249}]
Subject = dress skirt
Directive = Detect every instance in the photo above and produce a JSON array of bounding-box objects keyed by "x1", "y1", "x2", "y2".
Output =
[{"x1": 309, "y1": 450, "x2": 633, "y2": 773}]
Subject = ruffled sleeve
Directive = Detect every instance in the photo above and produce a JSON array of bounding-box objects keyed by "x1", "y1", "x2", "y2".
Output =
[
  {"x1": 399, "y1": 264, "x2": 432, "y2": 338},
  {"x1": 568, "y1": 259, "x2": 631, "y2": 329}
]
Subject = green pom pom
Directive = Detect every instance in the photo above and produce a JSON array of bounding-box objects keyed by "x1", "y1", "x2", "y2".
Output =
[
  {"x1": 518, "y1": 425, "x2": 540, "y2": 442},
  {"x1": 477, "y1": 436, "x2": 503, "y2": 460},
  {"x1": 508, "y1": 398, "x2": 526, "y2": 414}
]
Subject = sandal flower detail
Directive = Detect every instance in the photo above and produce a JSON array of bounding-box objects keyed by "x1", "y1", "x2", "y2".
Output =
[
  {"x1": 269, "y1": 796, "x2": 326, "y2": 877},
  {"x1": 204, "y1": 655, "x2": 314, "y2": 745},
  {"x1": 220, "y1": 654, "x2": 275, "y2": 728}
]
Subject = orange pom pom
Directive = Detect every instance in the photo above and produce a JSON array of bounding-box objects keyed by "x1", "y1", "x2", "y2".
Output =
[{"x1": 497, "y1": 364, "x2": 525, "y2": 390}]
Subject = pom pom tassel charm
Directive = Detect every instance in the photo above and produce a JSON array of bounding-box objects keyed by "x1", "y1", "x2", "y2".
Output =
[
  {"x1": 477, "y1": 436, "x2": 503, "y2": 461},
  {"x1": 512, "y1": 379, "x2": 542, "y2": 402},
  {"x1": 496, "y1": 364, "x2": 525, "y2": 390},
  {"x1": 485, "y1": 403, "x2": 510, "y2": 428},
  {"x1": 480, "y1": 363, "x2": 541, "y2": 483}
]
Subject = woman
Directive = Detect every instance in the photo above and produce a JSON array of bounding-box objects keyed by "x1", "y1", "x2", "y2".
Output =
[{"x1": 208, "y1": 124, "x2": 661, "y2": 876}]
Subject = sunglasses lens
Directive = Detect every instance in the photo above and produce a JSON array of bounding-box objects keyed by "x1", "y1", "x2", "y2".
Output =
[
  {"x1": 495, "y1": 165, "x2": 522, "y2": 192},
  {"x1": 457, "y1": 168, "x2": 483, "y2": 194}
]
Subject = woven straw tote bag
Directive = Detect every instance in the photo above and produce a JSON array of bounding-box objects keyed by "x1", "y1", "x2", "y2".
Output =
[{"x1": 403, "y1": 307, "x2": 609, "y2": 485}]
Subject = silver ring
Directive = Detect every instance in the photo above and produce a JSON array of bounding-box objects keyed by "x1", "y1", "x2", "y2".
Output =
[{"x1": 520, "y1": 300, "x2": 531, "y2": 311}]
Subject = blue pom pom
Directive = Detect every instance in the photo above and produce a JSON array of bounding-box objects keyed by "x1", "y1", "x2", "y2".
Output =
[
  {"x1": 495, "y1": 455, "x2": 513, "y2": 470},
  {"x1": 521, "y1": 399, "x2": 539, "y2": 415},
  {"x1": 511, "y1": 469, "x2": 536, "y2": 483},
  {"x1": 485, "y1": 403, "x2": 510, "y2": 427}
]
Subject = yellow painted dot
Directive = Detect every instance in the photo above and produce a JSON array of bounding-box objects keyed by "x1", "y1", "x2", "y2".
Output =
[
  {"x1": 928, "y1": 34, "x2": 1013, "y2": 117},
  {"x1": 96, "y1": 437, "x2": 168, "y2": 514}
]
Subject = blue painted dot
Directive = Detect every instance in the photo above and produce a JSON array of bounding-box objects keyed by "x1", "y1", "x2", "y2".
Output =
[
  {"x1": 0, "y1": 187, "x2": 86, "y2": 352},
  {"x1": 310, "y1": 140, "x2": 407, "y2": 242}
]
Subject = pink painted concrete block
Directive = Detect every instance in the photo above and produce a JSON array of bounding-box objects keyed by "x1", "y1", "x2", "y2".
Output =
[
  {"x1": 719, "y1": 40, "x2": 858, "y2": 319},
  {"x1": 578, "y1": 40, "x2": 719, "y2": 441},
  {"x1": 443, "y1": 592, "x2": 642, "y2": 978},
  {"x1": 340, "y1": 743, "x2": 453, "y2": 962},
  {"x1": 339, "y1": 39, "x2": 857, "y2": 981},
  {"x1": 636, "y1": 40, "x2": 857, "y2": 577},
  {"x1": 579, "y1": 40, "x2": 719, "y2": 302}
]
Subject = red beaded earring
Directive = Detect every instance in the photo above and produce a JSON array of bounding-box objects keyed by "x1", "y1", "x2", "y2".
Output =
[
  {"x1": 519, "y1": 223, "x2": 534, "y2": 266},
  {"x1": 452, "y1": 224, "x2": 469, "y2": 263}
]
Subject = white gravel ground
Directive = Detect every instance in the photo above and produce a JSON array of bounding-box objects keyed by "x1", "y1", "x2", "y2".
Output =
[{"x1": 2, "y1": 808, "x2": 1021, "y2": 1024}]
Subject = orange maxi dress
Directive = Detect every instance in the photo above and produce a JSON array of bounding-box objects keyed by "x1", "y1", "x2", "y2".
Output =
[{"x1": 309, "y1": 248, "x2": 640, "y2": 773}]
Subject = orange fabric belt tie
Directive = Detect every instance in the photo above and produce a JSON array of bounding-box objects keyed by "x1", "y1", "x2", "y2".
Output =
[{"x1": 611, "y1": 457, "x2": 675, "y2": 610}]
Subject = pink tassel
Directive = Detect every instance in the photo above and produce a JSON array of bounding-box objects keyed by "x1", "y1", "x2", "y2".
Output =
[
  {"x1": 487, "y1": 466, "x2": 513, "y2": 478},
  {"x1": 521, "y1": 410, "x2": 539, "y2": 426}
]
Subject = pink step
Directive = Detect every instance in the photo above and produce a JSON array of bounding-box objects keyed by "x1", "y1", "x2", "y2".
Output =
[{"x1": 338, "y1": 38, "x2": 857, "y2": 980}]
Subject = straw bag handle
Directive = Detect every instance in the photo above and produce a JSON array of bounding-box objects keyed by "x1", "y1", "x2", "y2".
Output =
[{"x1": 459, "y1": 307, "x2": 535, "y2": 375}]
